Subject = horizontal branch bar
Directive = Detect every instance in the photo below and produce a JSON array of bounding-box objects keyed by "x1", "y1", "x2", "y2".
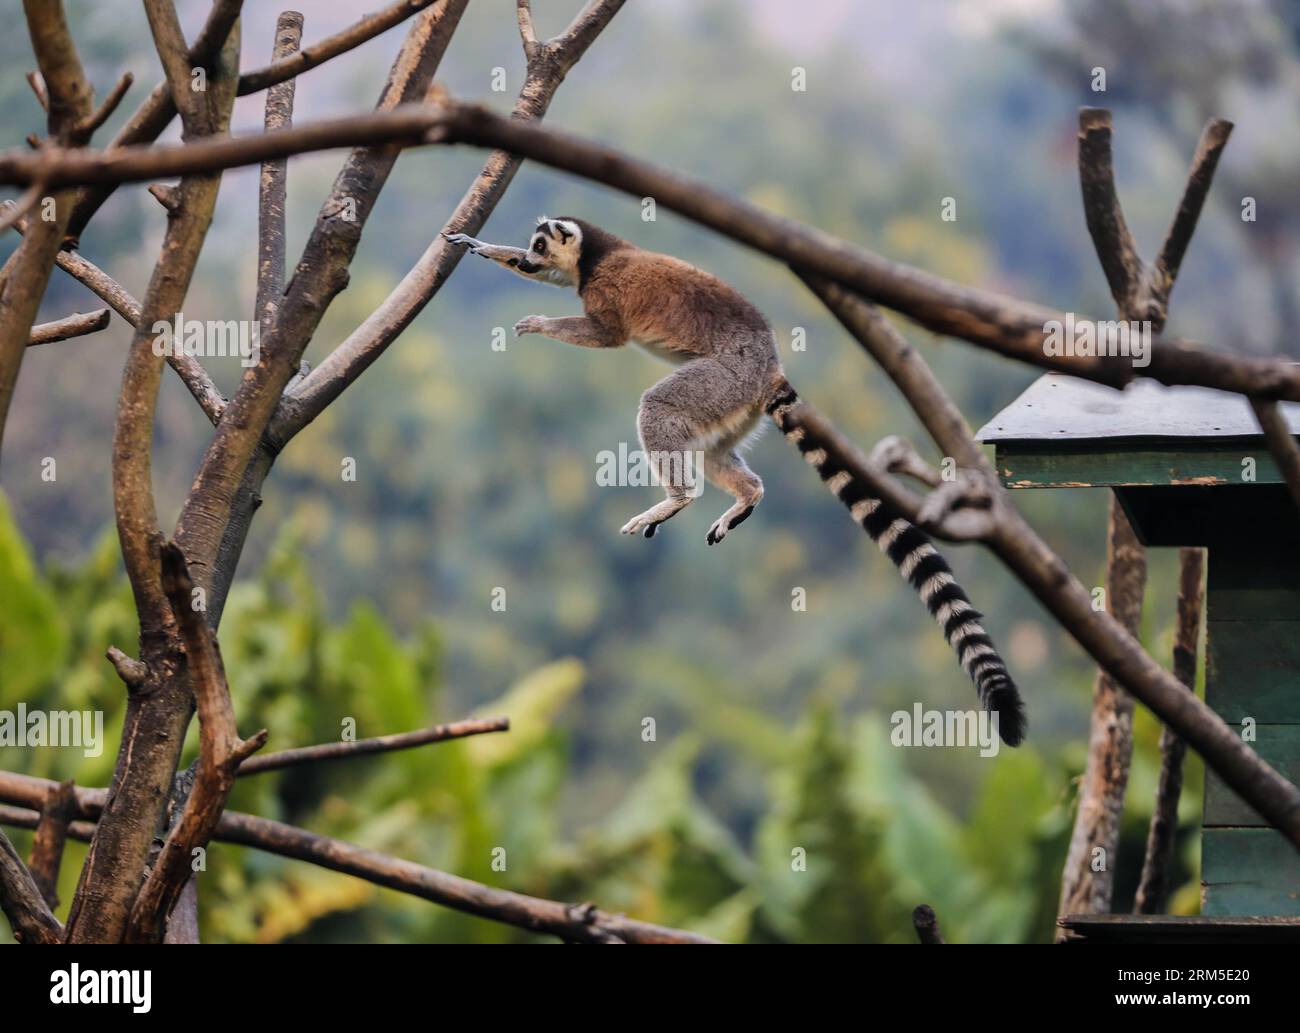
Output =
[
  {"x1": 237, "y1": 716, "x2": 510, "y2": 775},
  {"x1": 26, "y1": 308, "x2": 109, "y2": 345},
  {"x1": 0, "y1": 772, "x2": 713, "y2": 944}
]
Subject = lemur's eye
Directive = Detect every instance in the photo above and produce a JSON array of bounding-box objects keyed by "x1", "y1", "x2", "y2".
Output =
[{"x1": 532, "y1": 239, "x2": 546, "y2": 254}]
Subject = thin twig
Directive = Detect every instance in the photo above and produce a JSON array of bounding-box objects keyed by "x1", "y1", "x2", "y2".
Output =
[
  {"x1": 238, "y1": 716, "x2": 510, "y2": 775},
  {"x1": 25, "y1": 71, "x2": 48, "y2": 112},
  {"x1": 25, "y1": 308, "x2": 109, "y2": 346},
  {"x1": 76, "y1": 72, "x2": 134, "y2": 136}
]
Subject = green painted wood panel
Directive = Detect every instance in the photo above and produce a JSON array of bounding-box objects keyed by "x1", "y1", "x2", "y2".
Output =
[
  {"x1": 995, "y1": 442, "x2": 1279, "y2": 489},
  {"x1": 1208, "y1": 547, "x2": 1300, "y2": 620},
  {"x1": 1204, "y1": 726, "x2": 1300, "y2": 826},
  {"x1": 1205, "y1": 620, "x2": 1300, "y2": 723},
  {"x1": 1202, "y1": 829, "x2": 1300, "y2": 916}
]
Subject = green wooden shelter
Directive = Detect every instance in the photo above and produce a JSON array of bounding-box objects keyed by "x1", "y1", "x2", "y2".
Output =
[{"x1": 977, "y1": 373, "x2": 1300, "y2": 925}]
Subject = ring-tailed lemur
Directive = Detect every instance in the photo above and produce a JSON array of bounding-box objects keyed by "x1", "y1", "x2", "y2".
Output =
[{"x1": 445, "y1": 218, "x2": 1026, "y2": 744}]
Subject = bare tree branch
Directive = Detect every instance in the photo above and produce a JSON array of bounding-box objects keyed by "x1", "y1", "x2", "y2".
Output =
[
  {"x1": 2, "y1": 204, "x2": 225, "y2": 421},
  {"x1": 256, "y1": 11, "x2": 302, "y2": 330},
  {"x1": 1250, "y1": 398, "x2": 1300, "y2": 515},
  {"x1": 238, "y1": 0, "x2": 438, "y2": 96},
  {"x1": 76, "y1": 72, "x2": 134, "y2": 137},
  {"x1": 1151, "y1": 118, "x2": 1234, "y2": 319},
  {"x1": 25, "y1": 71, "x2": 48, "y2": 112},
  {"x1": 65, "y1": 17, "x2": 242, "y2": 946},
  {"x1": 125, "y1": 543, "x2": 266, "y2": 943},
  {"x1": 143, "y1": 0, "x2": 206, "y2": 131},
  {"x1": 238, "y1": 716, "x2": 510, "y2": 776},
  {"x1": 1077, "y1": 108, "x2": 1148, "y2": 319},
  {"x1": 17, "y1": 99, "x2": 1294, "y2": 403},
  {"x1": 65, "y1": 0, "x2": 434, "y2": 243},
  {"x1": 1134, "y1": 548, "x2": 1204, "y2": 914},
  {"x1": 283, "y1": 0, "x2": 627, "y2": 433},
  {"x1": 0, "y1": 0, "x2": 95, "y2": 468},
  {"x1": 25, "y1": 308, "x2": 109, "y2": 346},
  {"x1": 1057, "y1": 497, "x2": 1146, "y2": 932},
  {"x1": 174, "y1": 0, "x2": 468, "y2": 611},
  {"x1": 0, "y1": 775, "x2": 714, "y2": 944},
  {"x1": 0, "y1": 182, "x2": 47, "y2": 235},
  {"x1": 26, "y1": 778, "x2": 76, "y2": 909},
  {"x1": 0, "y1": 827, "x2": 62, "y2": 943}
]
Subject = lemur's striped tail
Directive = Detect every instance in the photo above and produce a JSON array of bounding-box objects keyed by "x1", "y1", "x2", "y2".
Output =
[{"x1": 765, "y1": 376, "x2": 1026, "y2": 746}]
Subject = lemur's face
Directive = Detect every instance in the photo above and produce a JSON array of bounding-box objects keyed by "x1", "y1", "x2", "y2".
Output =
[{"x1": 518, "y1": 217, "x2": 582, "y2": 286}]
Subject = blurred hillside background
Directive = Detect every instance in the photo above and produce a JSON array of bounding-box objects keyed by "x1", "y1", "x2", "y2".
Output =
[{"x1": 2, "y1": 0, "x2": 1298, "y2": 942}]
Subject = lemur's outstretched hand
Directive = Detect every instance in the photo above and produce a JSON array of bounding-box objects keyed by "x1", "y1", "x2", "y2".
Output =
[
  {"x1": 444, "y1": 231, "x2": 535, "y2": 272},
  {"x1": 444, "y1": 231, "x2": 487, "y2": 254}
]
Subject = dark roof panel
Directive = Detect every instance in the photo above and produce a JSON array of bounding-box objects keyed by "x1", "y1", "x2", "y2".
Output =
[{"x1": 975, "y1": 374, "x2": 1300, "y2": 443}]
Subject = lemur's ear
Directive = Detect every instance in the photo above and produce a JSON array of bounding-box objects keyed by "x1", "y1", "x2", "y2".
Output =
[{"x1": 555, "y1": 223, "x2": 573, "y2": 243}]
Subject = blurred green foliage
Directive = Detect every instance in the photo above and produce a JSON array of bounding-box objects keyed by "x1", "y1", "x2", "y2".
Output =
[{"x1": 0, "y1": 496, "x2": 1201, "y2": 942}]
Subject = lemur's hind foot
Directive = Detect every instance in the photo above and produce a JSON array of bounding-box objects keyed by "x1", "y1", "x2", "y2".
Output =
[
  {"x1": 620, "y1": 496, "x2": 692, "y2": 538},
  {"x1": 705, "y1": 494, "x2": 761, "y2": 546}
]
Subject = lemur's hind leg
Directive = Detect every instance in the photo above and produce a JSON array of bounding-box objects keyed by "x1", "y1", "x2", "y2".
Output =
[
  {"x1": 622, "y1": 358, "x2": 763, "y2": 539},
  {"x1": 703, "y1": 444, "x2": 763, "y2": 545}
]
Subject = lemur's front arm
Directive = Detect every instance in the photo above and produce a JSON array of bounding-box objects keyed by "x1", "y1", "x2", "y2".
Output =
[{"x1": 444, "y1": 233, "x2": 534, "y2": 275}]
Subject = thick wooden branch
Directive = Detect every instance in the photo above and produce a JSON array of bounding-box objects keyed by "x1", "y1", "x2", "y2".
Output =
[
  {"x1": 143, "y1": 0, "x2": 207, "y2": 131},
  {"x1": 0, "y1": 0, "x2": 95, "y2": 469},
  {"x1": 26, "y1": 778, "x2": 76, "y2": 909},
  {"x1": 25, "y1": 308, "x2": 109, "y2": 346},
  {"x1": 1077, "y1": 108, "x2": 1147, "y2": 319},
  {"x1": 66, "y1": 21, "x2": 243, "y2": 946},
  {"x1": 238, "y1": 716, "x2": 510, "y2": 776},
  {"x1": 1057, "y1": 498, "x2": 1146, "y2": 933},
  {"x1": 1250, "y1": 398, "x2": 1300, "y2": 516},
  {"x1": 1134, "y1": 548, "x2": 1204, "y2": 914},
  {"x1": 0, "y1": 827, "x2": 61, "y2": 943},
  {"x1": 65, "y1": 0, "x2": 436, "y2": 244},
  {"x1": 125, "y1": 544, "x2": 266, "y2": 943},
  {"x1": 256, "y1": 11, "x2": 303, "y2": 330},
  {"x1": 0, "y1": 776, "x2": 714, "y2": 944},
  {"x1": 282, "y1": 0, "x2": 627, "y2": 434},
  {"x1": 14, "y1": 100, "x2": 1290, "y2": 402}
]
